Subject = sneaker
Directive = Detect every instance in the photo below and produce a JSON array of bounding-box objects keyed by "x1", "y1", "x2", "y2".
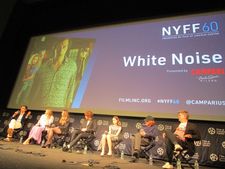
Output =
[
  {"x1": 107, "y1": 152, "x2": 112, "y2": 156},
  {"x1": 162, "y1": 162, "x2": 173, "y2": 168},
  {"x1": 3, "y1": 138, "x2": 11, "y2": 142},
  {"x1": 62, "y1": 146, "x2": 69, "y2": 152},
  {"x1": 133, "y1": 151, "x2": 139, "y2": 159},
  {"x1": 129, "y1": 156, "x2": 137, "y2": 163},
  {"x1": 174, "y1": 144, "x2": 183, "y2": 151}
]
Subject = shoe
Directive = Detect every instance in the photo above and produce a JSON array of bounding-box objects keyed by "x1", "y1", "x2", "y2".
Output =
[
  {"x1": 3, "y1": 138, "x2": 11, "y2": 142},
  {"x1": 42, "y1": 144, "x2": 50, "y2": 148},
  {"x1": 133, "y1": 151, "x2": 139, "y2": 159},
  {"x1": 129, "y1": 156, "x2": 137, "y2": 163},
  {"x1": 100, "y1": 152, "x2": 105, "y2": 156},
  {"x1": 107, "y1": 152, "x2": 112, "y2": 156},
  {"x1": 62, "y1": 146, "x2": 69, "y2": 152},
  {"x1": 23, "y1": 142, "x2": 29, "y2": 145},
  {"x1": 162, "y1": 162, "x2": 174, "y2": 169},
  {"x1": 23, "y1": 139, "x2": 29, "y2": 145},
  {"x1": 174, "y1": 144, "x2": 183, "y2": 151}
]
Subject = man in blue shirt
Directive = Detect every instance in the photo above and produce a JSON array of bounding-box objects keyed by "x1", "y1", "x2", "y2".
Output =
[{"x1": 130, "y1": 115, "x2": 159, "y2": 162}]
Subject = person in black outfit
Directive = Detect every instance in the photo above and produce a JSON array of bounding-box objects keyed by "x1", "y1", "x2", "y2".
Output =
[
  {"x1": 63, "y1": 110, "x2": 97, "y2": 152},
  {"x1": 162, "y1": 110, "x2": 201, "y2": 169},
  {"x1": 42, "y1": 110, "x2": 70, "y2": 148}
]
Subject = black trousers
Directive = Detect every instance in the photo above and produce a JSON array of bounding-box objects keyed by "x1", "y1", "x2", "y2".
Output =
[
  {"x1": 165, "y1": 130, "x2": 188, "y2": 163},
  {"x1": 69, "y1": 129, "x2": 93, "y2": 148}
]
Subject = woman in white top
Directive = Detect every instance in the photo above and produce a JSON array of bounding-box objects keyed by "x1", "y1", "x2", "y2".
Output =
[
  {"x1": 23, "y1": 109, "x2": 54, "y2": 145},
  {"x1": 100, "y1": 116, "x2": 122, "y2": 156}
]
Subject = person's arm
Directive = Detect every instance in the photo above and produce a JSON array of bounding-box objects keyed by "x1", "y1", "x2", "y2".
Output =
[
  {"x1": 86, "y1": 119, "x2": 97, "y2": 133},
  {"x1": 184, "y1": 123, "x2": 201, "y2": 141},
  {"x1": 111, "y1": 126, "x2": 122, "y2": 137},
  {"x1": 47, "y1": 116, "x2": 54, "y2": 127},
  {"x1": 108, "y1": 125, "x2": 112, "y2": 135},
  {"x1": 144, "y1": 125, "x2": 159, "y2": 140},
  {"x1": 58, "y1": 121, "x2": 70, "y2": 130},
  {"x1": 25, "y1": 111, "x2": 31, "y2": 119},
  {"x1": 12, "y1": 111, "x2": 19, "y2": 119}
]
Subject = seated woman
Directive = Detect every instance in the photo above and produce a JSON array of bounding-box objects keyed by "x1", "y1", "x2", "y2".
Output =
[
  {"x1": 4, "y1": 105, "x2": 31, "y2": 142},
  {"x1": 62, "y1": 110, "x2": 97, "y2": 152},
  {"x1": 23, "y1": 109, "x2": 54, "y2": 145},
  {"x1": 100, "y1": 116, "x2": 122, "y2": 156},
  {"x1": 42, "y1": 110, "x2": 70, "y2": 148}
]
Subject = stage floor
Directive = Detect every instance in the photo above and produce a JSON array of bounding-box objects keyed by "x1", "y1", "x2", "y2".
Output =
[{"x1": 0, "y1": 139, "x2": 219, "y2": 169}]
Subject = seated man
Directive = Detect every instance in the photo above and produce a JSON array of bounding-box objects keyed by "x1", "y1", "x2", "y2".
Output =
[
  {"x1": 63, "y1": 110, "x2": 97, "y2": 152},
  {"x1": 4, "y1": 105, "x2": 31, "y2": 141},
  {"x1": 130, "y1": 115, "x2": 159, "y2": 162},
  {"x1": 162, "y1": 110, "x2": 201, "y2": 169}
]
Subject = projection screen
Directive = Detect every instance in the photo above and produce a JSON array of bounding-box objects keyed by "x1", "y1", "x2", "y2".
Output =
[{"x1": 7, "y1": 10, "x2": 225, "y2": 121}]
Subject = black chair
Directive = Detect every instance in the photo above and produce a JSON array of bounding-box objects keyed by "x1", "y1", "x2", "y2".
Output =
[
  {"x1": 139, "y1": 138, "x2": 156, "y2": 161},
  {"x1": 74, "y1": 133, "x2": 96, "y2": 153},
  {"x1": 13, "y1": 127, "x2": 27, "y2": 141},
  {"x1": 41, "y1": 124, "x2": 72, "y2": 148},
  {"x1": 111, "y1": 129, "x2": 123, "y2": 156},
  {"x1": 2, "y1": 120, "x2": 28, "y2": 142},
  {"x1": 173, "y1": 147, "x2": 196, "y2": 169},
  {"x1": 173, "y1": 137, "x2": 201, "y2": 169},
  {"x1": 112, "y1": 138, "x2": 123, "y2": 155},
  {"x1": 51, "y1": 132, "x2": 71, "y2": 148}
]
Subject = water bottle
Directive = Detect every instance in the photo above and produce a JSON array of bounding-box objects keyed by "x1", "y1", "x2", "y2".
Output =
[
  {"x1": 194, "y1": 160, "x2": 199, "y2": 169},
  {"x1": 19, "y1": 136, "x2": 23, "y2": 143},
  {"x1": 176, "y1": 158, "x2": 182, "y2": 169},
  {"x1": 149, "y1": 153, "x2": 153, "y2": 165},
  {"x1": 83, "y1": 145, "x2": 88, "y2": 154},
  {"x1": 41, "y1": 139, "x2": 45, "y2": 147},
  {"x1": 120, "y1": 150, "x2": 124, "y2": 159},
  {"x1": 63, "y1": 142, "x2": 67, "y2": 148}
]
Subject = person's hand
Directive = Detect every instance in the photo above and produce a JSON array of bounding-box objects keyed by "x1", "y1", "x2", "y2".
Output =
[
  {"x1": 13, "y1": 111, "x2": 19, "y2": 117},
  {"x1": 27, "y1": 111, "x2": 31, "y2": 116},
  {"x1": 25, "y1": 111, "x2": 31, "y2": 118},
  {"x1": 139, "y1": 129, "x2": 146, "y2": 136},
  {"x1": 162, "y1": 132, "x2": 166, "y2": 138},
  {"x1": 81, "y1": 128, "x2": 87, "y2": 132},
  {"x1": 184, "y1": 134, "x2": 192, "y2": 138}
]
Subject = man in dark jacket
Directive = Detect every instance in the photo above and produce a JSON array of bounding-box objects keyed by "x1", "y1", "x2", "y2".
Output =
[
  {"x1": 130, "y1": 115, "x2": 159, "y2": 162},
  {"x1": 162, "y1": 110, "x2": 201, "y2": 169}
]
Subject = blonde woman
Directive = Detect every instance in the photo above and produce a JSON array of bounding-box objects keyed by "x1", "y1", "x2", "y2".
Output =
[
  {"x1": 42, "y1": 110, "x2": 70, "y2": 148},
  {"x1": 100, "y1": 116, "x2": 122, "y2": 156},
  {"x1": 23, "y1": 109, "x2": 54, "y2": 145}
]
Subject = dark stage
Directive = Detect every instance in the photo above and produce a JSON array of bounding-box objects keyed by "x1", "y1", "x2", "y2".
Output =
[{"x1": 0, "y1": 139, "x2": 220, "y2": 169}]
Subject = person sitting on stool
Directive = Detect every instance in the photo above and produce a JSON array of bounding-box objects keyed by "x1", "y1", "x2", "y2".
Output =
[
  {"x1": 130, "y1": 115, "x2": 159, "y2": 162},
  {"x1": 162, "y1": 110, "x2": 201, "y2": 169}
]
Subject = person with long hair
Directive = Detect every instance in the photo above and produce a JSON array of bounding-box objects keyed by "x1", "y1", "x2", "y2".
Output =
[
  {"x1": 23, "y1": 109, "x2": 54, "y2": 145},
  {"x1": 42, "y1": 110, "x2": 70, "y2": 148},
  {"x1": 99, "y1": 116, "x2": 122, "y2": 156}
]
